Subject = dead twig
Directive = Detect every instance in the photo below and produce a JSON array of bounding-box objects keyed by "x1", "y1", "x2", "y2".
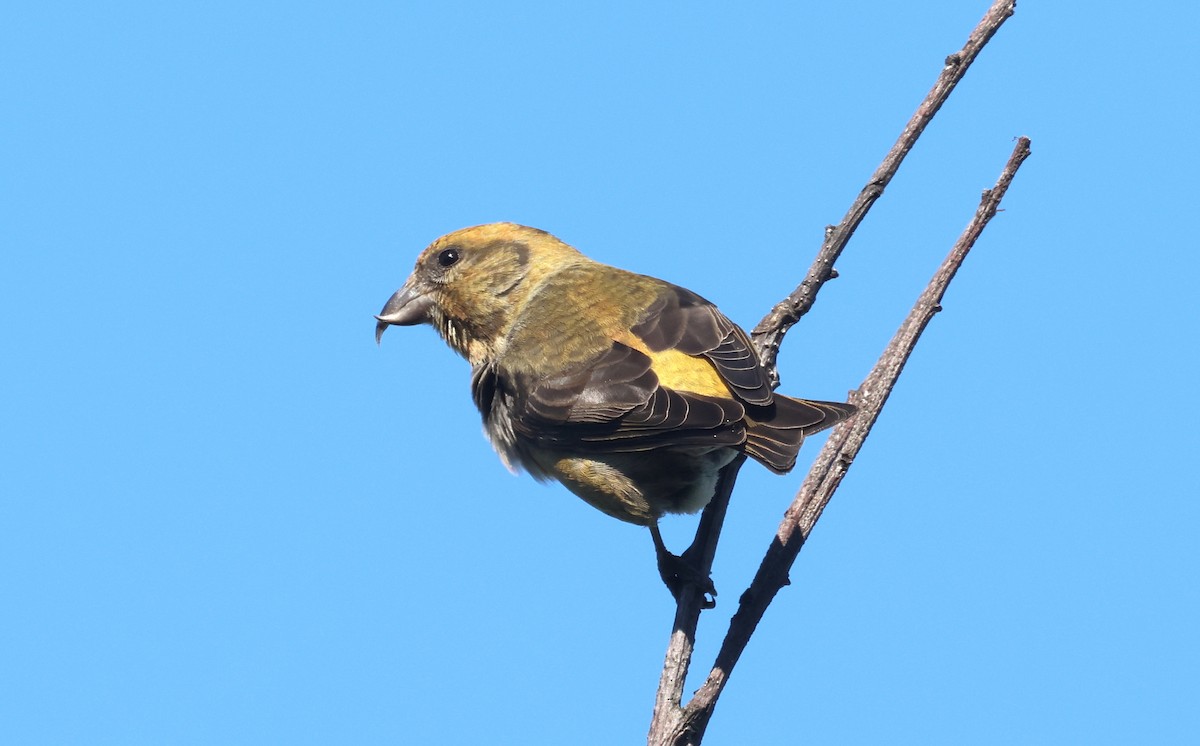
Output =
[
  {"x1": 679, "y1": 137, "x2": 1033, "y2": 744},
  {"x1": 651, "y1": 135, "x2": 1031, "y2": 745},
  {"x1": 750, "y1": 0, "x2": 1019, "y2": 388},
  {"x1": 648, "y1": 2, "x2": 1021, "y2": 742}
]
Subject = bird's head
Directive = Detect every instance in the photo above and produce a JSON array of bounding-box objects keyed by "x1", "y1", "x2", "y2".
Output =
[{"x1": 375, "y1": 222, "x2": 584, "y2": 364}]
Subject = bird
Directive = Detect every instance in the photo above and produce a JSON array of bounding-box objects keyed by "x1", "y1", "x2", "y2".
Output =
[{"x1": 375, "y1": 222, "x2": 855, "y2": 603}]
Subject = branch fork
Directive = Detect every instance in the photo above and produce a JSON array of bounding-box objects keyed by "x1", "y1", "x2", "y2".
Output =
[{"x1": 647, "y1": 2, "x2": 1026, "y2": 743}]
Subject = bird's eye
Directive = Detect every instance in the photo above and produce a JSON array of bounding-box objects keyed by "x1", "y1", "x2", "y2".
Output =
[{"x1": 437, "y1": 248, "x2": 460, "y2": 268}]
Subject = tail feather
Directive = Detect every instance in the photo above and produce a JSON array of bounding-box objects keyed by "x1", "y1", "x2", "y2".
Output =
[{"x1": 744, "y1": 395, "x2": 856, "y2": 474}]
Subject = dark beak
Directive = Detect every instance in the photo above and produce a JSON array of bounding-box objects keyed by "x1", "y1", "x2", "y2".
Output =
[{"x1": 374, "y1": 283, "x2": 434, "y2": 344}]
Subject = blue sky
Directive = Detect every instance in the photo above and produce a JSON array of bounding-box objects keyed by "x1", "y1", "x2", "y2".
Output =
[{"x1": 3, "y1": 2, "x2": 1198, "y2": 744}]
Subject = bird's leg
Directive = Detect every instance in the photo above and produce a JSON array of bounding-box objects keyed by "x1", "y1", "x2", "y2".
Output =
[
  {"x1": 650, "y1": 523, "x2": 717, "y2": 610},
  {"x1": 650, "y1": 455, "x2": 745, "y2": 611}
]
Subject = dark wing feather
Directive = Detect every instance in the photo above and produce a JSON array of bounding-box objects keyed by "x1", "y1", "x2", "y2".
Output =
[
  {"x1": 744, "y1": 396, "x2": 857, "y2": 473},
  {"x1": 496, "y1": 280, "x2": 812, "y2": 456},
  {"x1": 631, "y1": 284, "x2": 773, "y2": 406},
  {"x1": 526, "y1": 341, "x2": 654, "y2": 424},
  {"x1": 506, "y1": 340, "x2": 745, "y2": 453},
  {"x1": 629, "y1": 282, "x2": 857, "y2": 473}
]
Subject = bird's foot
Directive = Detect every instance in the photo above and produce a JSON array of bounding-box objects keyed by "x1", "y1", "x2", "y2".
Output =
[
  {"x1": 650, "y1": 524, "x2": 717, "y2": 609},
  {"x1": 656, "y1": 548, "x2": 718, "y2": 609}
]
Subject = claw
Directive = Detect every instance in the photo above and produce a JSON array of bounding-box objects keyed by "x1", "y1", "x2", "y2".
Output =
[{"x1": 650, "y1": 524, "x2": 717, "y2": 609}]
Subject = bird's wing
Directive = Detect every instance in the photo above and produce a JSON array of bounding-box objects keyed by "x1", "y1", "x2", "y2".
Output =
[
  {"x1": 494, "y1": 284, "x2": 773, "y2": 452},
  {"x1": 500, "y1": 340, "x2": 746, "y2": 452},
  {"x1": 630, "y1": 284, "x2": 773, "y2": 406}
]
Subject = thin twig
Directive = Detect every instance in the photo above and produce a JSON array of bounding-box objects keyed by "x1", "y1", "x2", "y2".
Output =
[
  {"x1": 671, "y1": 137, "x2": 1032, "y2": 743},
  {"x1": 750, "y1": 0, "x2": 1018, "y2": 388}
]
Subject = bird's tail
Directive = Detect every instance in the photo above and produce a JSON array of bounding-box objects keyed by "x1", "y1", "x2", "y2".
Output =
[{"x1": 744, "y1": 395, "x2": 857, "y2": 474}]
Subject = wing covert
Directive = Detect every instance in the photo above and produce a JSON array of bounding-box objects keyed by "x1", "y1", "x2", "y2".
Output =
[{"x1": 630, "y1": 284, "x2": 773, "y2": 406}]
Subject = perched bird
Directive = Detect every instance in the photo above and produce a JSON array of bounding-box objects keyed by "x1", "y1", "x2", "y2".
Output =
[{"x1": 375, "y1": 223, "x2": 854, "y2": 601}]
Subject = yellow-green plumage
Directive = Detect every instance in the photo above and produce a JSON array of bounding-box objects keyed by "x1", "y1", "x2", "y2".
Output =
[{"x1": 375, "y1": 222, "x2": 855, "y2": 527}]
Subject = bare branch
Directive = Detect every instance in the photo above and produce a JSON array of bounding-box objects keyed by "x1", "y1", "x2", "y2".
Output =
[
  {"x1": 647, "y1": 2, "x2": 1021, "y2": 741},
  {"x1": 750, "y1": 0, "x2": 1018, "y2": 388},
  {"x1": 672, "y1": 137, "x2": 1033, "y2": 742}
]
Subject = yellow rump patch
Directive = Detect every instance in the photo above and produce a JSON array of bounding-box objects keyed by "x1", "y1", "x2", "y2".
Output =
[{"x1": 613, "y1": 330, "x2": 731, "y2": 398}]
